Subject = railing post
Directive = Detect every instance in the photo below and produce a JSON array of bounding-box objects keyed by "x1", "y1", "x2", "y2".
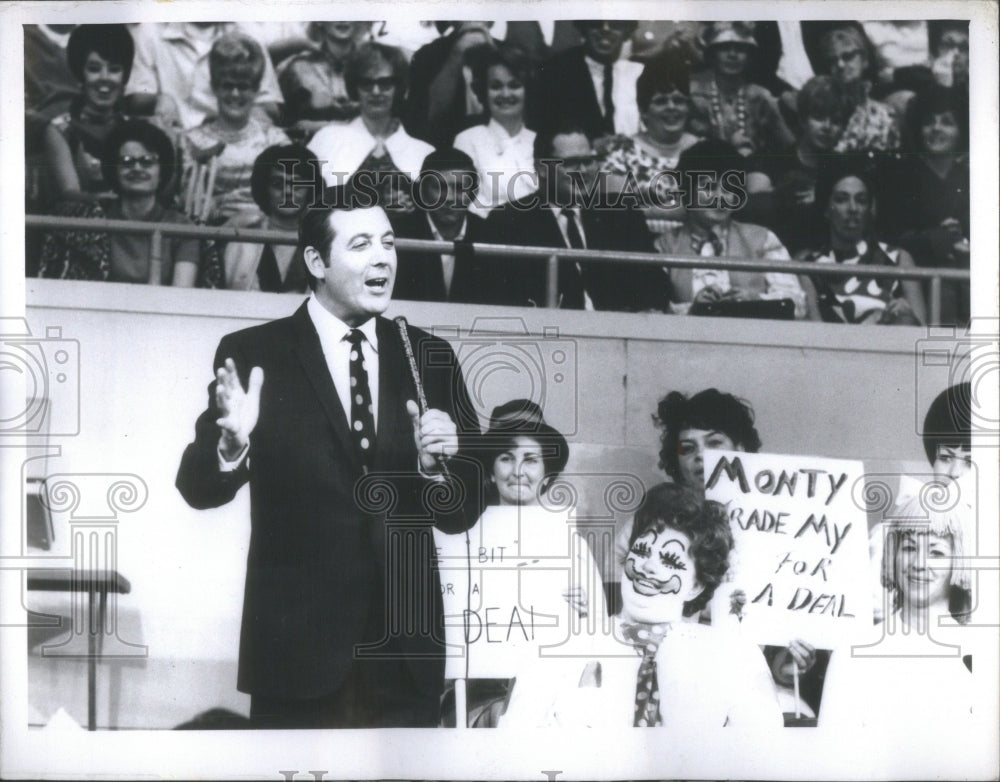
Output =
[
  {"x1": 148, "y1": 229, "x2": 163, "y2": 286},
  {"x1": 546, "y1": 254, "x2": 559, "y2": 308},
  {"x1": 929, "y1": 275, "x2": 941, "y2": 325}
]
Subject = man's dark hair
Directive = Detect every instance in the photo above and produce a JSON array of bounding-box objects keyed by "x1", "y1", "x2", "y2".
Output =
[
  {"x1": 299, "y1": 184, "x2": 384, "y2": 290},
  {"x1": 629, "y1": 483, "x2": 733, "y2": 618},
  {"x1": 249, "y1": 143, "x2": 322, "y2": 213},
  {"x1": 654, "y1": 389, "x2": 762, "y2": 483},
  {"x1": 67, "y1": 24, "x2": 135, "y2": 85},
  {"x1": 533, "y1": 119, "x2": 592, "y2": 160}
]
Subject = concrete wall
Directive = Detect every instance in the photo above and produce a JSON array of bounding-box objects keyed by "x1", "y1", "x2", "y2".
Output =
[{"x1": 20, "y1": 279, "x2": 948, "y2": 727}]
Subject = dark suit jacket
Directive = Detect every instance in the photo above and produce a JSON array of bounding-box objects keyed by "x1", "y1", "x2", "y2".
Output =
[
  {"x1": 478, "y1": 196, "x2": 669, "y2": 311},
  {"x1": 529, "y1": 46, "x2": 609, "y2": 139},
  {"x1": 176, "y1": 303, "x2": 481, "y2": 702},
  {"x1": 390, "y1": 210, "x2": 490, "y2": 304},
  {"x1": 402, "y1": 35, "x2": 497, "y2": 148}
]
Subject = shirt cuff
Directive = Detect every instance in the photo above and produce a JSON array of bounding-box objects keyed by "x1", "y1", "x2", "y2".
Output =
[{"x1": 218, "y1": 441, "x2": 249, "y2": 472}]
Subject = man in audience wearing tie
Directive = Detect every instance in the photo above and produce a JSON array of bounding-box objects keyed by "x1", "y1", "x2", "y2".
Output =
[
  {"x1": 176, "y1": 186, "x2": 481, "y2": 728},
  {"x1": 479, "y1": 121, "x2": 667, "y2": 311},
  {"x1": 530, "y1": 20, "x2": 643, "y2": 140}
]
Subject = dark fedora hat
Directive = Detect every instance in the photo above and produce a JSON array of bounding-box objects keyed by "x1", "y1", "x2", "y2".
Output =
[{"x1": 482, "y1": 399, "x2": 569, "y2": 476}]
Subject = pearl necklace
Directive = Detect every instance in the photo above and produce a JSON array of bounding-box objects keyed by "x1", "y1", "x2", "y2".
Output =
[{"x1": 709, "y1": 79, "x2": 747, "y2": 144}]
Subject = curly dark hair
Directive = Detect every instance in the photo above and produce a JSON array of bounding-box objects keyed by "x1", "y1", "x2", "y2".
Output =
[
  {"x1": 100, "y1": 119, "x2": 177, "y2": 198},
  {"x1": 629, "y1": 483, "x2": 733, "y2": 617},
  {"x1": 654, "y1": 389, "x2": 762, "y2": 483},
  {"x1": 66, "y1": 24, "x2": 135, "y2": 86}
]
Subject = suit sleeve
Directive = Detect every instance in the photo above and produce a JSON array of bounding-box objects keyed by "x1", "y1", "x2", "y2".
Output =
[
  {"x1": 175, "y1": 335, "x2": 252, "y2": 510},
  {"x1": 415, "y1": 330, "x2": 484, "y2": 534}
]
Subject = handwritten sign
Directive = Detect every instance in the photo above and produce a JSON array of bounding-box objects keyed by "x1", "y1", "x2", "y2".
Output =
[
  {"x1": 704, "y1": 450, "x2": 871, "y2": 648},
  {"x1": 433, "y1": 505, "x2": 586, "y2": 679}
]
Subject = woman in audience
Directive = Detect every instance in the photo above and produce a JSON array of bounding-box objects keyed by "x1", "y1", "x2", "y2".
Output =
[
  {"x1": 820, "y1": 495, "x2": 974, "y2": 733},
  {"x1": 308, "y1": 42, "x2": 433, "y2": 209},
  {"x1": 220, "y1": 143, "x2": 316, "y2": 291},
  {"x1": 799, "y1": 159, "x2": 926, "y2": 325},
  {"x1": 816, "y1": 26, "x2": 900, "y2": 153},
  {"x1": 689, "y1": 22, "x2": 795, "y2": 158},
  {"x1": 501, "y1": 484, "x2": 783, "y2": 731},
  {"x1": 278, "y1": 22, "x2": 370, "y2": 136},
  {"x1": 43, "y1": 24, "x2": 135, "y2": 200},
  {"x1": 436, "y1": 399, "x2": 605, "y2": 727},
  {"x1": 754, "y1": 76, "x2": 853, "y2": 254},
  {"x1": 878, "y1": 85, "x2": 969, "y2": 326},
  {"x1": 103, "y1": 120, "x2": 199, "y2": 285},
  {"x1": 453, "y1": 44, "x2": 537, "y2": 216},
  {"x1": 598, "y1": 53, "x2": 701, "y2": 230},
  {"x1": 182, "y1": 33, "x2": 290, "y2": 224}
]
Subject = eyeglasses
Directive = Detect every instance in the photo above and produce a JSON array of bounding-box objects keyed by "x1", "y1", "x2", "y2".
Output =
[
  {"x1": 357, "y1": 77, "x2": 396, "y2": 92},
  {"x1": 827, "y1": 48, "x2": 862, "y2": 66},
  {"x1": 119, "y1": 154, "x2": 159, "y2": 168}
]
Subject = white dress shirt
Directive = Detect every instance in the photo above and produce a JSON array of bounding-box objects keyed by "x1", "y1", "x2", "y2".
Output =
[
  {"x1": 548, "y1": 206, "x2": 594, "y2": 311},
  {"x1": 219, "y1": 296, "x2": 379, "y2": 470},
  {"x1": 306, "y1": 295, "x2": 380, "y2": 428},
  {"x1": 584, "y1": 55, "x2": 643, "y2": 136}
]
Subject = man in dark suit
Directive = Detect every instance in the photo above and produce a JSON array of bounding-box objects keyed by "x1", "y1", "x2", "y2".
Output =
[
  {"x1": 391, "y1": 148, "x2": 489, "y2": 304},
  {"x1": 402, "y1": 22, "x2": 498, "y2": 148},
  {"x1": 176, "y1": 189, "x2": 481, "y2": 728},
  {"x1": 529, "y1": 20, "x2": 642, "y2": 140},
  {"x1": 478, "y1": 121, "x2": 669, "y2": 311}
]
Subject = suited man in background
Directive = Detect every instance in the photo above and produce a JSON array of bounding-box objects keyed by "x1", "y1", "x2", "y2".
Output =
[
  {"x1": 176, "y1": 189, "x2": 481, "y2": 728},
  {"x1": 529, "y1": 20, "x2": 642, "y2": 140},
  {"x1": 390, "y1": 148, "x2": 489, "y2": 303},
  {"x1": 478, "y1": 121, "x2": 668, "y2": 312}
]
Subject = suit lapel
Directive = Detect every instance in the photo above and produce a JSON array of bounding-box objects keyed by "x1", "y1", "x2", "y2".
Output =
[
  {"x1": 289, "y1": 303, "x2": 362, "y2": 473},
  {"x1": 374, "y1": 317, "x2": 413, "y2": 470}
]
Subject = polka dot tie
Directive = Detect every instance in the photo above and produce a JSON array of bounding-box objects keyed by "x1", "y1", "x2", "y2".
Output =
[
  {"x1": 625, "y1": 623, "x2": 667, "y2": 728},
  {"x1": 346, "y1": 329, "x2": 376, "y2": 469}
]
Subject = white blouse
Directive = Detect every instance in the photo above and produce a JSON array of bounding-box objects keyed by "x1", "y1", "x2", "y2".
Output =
[{"x1": 454, "y1": 119, "x2": 538, "y2": 216}]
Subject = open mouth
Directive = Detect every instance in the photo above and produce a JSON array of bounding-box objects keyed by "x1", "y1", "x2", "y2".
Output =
[{"x1": 365, "y1": 277, "x2": 390, "y2": 292}]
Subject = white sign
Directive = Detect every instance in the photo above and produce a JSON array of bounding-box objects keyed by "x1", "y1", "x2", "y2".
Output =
[
  {"x1": 434, "y1": 505, "x2": 590, "y2": 679},
  {"x1": 704, "y1": 450, "x2": 871, "y2": 648}
]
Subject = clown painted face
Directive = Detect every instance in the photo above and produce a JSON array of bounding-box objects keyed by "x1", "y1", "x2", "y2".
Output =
[{"x1": 622, "y1": 526, "x2": 703, "y2": 624}]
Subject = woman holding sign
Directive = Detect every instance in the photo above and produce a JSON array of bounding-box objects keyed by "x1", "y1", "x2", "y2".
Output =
[
  {"x1": 500, "y1": 484, "x2": 783, "y2": 731},
  {"x1": 436, "y1": 399, "x2": 606, "y2": 727}
]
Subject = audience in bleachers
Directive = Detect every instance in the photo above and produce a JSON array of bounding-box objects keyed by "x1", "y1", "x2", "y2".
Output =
[
  {"x1": 798, "y1": 158, "x2": 926, "y2": 325},
  {"x1": 277, "y1": 22, "x2": 370, "y2": 136},
  {"x1": 453, "y1": 43, "x2": 538, "y2": 216},
  {"x1": 219, "y1": 143, "x2": 316, "y2": 292},
  {"x1": 531, "y1": 21, "x2": 643, "y2": 140},
  {"x1": 656, "y1": 140, "x2": 809, "y2": 318},
  {"x1": 689, "y1": 22, "x2": 795, "y2": 158},
  {"x1": 309, "y1": 42, "x2": 432, "y2": 207},
  {"x1": 126, "y1": 22, "x2": 283, "y2": 132},
  {"x1": 390, "y1": 148, "x2": 489, "y2": 303},
  {"x1": 180, "y1": 34, "x2": 291, "y2": 225},
  {"x1": 43, "y1": 24, "x2": 136, "y2": 201},
  {"x1": 24, "y1": 18, "x2": 972, "y2": 326}
]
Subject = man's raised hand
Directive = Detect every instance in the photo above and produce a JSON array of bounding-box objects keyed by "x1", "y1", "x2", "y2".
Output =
[{"x1": 215, "y1": 358, "x2": 264, "y2": 460}]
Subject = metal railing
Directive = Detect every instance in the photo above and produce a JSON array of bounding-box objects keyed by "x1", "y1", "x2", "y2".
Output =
[{"x1": 26, "y1": 214, "x2": 970, "y2": 323}]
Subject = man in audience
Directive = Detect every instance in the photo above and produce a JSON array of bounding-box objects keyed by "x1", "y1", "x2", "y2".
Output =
[
  {"x1": 403, "y1": 22, "x2": 501, "y2": 148},
  {"x1": 530, "y1": 20, "x2": 642, "y2": 140},
  {"x1": 391, "y1": 148, "x2": 488, "y2": 303},
  {"x1": 478, "y1": 121, "x2": 667, "y2": 311},
  {"x1": 126, "y1": 22, "x2": 283, "y2": 131},
  {"x1": 656, "y1": 139, "x2": 810, "y2": 319}
]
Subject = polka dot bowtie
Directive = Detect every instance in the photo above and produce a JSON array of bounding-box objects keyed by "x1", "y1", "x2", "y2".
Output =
[{"x1": 346, "y1": 329, "x2": 376, "y2": 469}]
